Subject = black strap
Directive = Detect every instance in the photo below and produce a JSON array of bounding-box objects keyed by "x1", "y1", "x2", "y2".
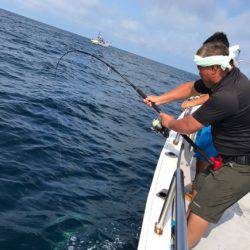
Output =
[{"x1": 221, "y1": 155, "x2": 250, "y2": 165}]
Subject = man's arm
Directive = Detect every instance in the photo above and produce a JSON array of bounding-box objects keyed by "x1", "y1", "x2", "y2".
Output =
[
  {"x1": 181, "y1": 94, "x2": 209, "y2": 109},
  {"x1": 160, "y1": 113, "x2": 204, "y2": 134},
  {"x1": 144, "y1": 81, "x2": 200, "y2": 106}
]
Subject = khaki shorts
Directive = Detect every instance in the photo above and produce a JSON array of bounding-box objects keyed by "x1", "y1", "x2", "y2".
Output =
[{"x1": 190, "y1": 162, "x2": 250, "y2": 223}]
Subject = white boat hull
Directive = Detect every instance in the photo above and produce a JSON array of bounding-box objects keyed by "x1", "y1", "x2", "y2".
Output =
[
  {"x1": 138, "y1": 112, "x2": 193, "y2": 250},
  {"x1": 91, "y1": 39, "x2": 110, "y2": 47}
]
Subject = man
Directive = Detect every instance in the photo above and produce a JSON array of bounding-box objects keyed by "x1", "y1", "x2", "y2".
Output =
[
  {"x1": 144, "y1": 32, "x2": 240, "y2": 197},
  {"x1": 157, "y1": 42, "x2": 250, "y2": 248},
  {"x1": 144, "y1": 32, "x2": 233, "y2": 107},
  {"x1": 144, "y1": 32, "x2": 239, "y2": 107}
]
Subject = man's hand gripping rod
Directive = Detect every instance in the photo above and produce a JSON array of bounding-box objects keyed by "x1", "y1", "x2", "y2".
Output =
[{"x1": 144, "y1": 94, "x2": 213, "y2": 167}]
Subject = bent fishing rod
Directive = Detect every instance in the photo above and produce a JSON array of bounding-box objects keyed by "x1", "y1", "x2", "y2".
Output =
[
  {"x1": 55, "y1": 49, "x2": 160, "y2": 112},
  {"x1": 55, "y1": 49, "x2": 213, "y2": 166}
]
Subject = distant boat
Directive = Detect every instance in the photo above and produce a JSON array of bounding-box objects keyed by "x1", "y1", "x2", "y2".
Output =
[{"x1": 91, "y1": 33, "x2": 111, "y2": 47}]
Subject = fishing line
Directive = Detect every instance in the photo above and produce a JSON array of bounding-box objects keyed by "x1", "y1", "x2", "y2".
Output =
[
  {"x1": 55, "y1": 49, "x2": 161, "y2": 113},
  {"x1": 238, "y1": 59, "x2": 250, "y2": 65},
  {"x1": 55, "y1": 49, "x2": 213, "y2": 166}
]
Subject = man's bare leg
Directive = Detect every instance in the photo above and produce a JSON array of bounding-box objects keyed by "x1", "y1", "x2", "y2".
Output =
[
  {"x1": 189, "y1": 158, "x2": 208, "y2": 197},
  {"x1": 186, "y1": 159, "x2": 207, "y2": 202},
  {"x1": 186, "y1": 189, "x2": 198, "y2": 218},
  {"x1": 187, "y1": 212, "x2": 209, "y2": 249},
  {"x1": 196, "y1": 158, "x2": 208, "y2": 174}
]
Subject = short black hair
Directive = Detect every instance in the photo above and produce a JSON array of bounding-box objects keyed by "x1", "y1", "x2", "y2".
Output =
[
  {"x1": 197, "y1": 42, "x2": 229, "y2": 57},
  {"x1": 203, "y1": 32, "x2": 229, "y2": 48}
]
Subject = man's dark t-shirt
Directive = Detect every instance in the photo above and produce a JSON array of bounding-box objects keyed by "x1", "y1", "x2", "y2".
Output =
[{"x1": 193, "y1": 68, "x2": 250, "y2": 156}]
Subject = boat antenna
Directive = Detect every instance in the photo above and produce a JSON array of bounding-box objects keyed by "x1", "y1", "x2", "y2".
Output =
[{"x1": 55, "y1": 49, "x2": 214, "y2": 166}]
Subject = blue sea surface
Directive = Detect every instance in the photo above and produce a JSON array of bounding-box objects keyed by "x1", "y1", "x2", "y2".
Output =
[{"x1": 0, "y1": 8, "x2": 197, "y2": 250}]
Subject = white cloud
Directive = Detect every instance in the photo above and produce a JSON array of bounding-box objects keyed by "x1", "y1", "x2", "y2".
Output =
[
  {"x1": 120, "y1": 20, "x2": 140, "y2": 32},
  {"x1": 3, "y1": 0, "x2": 250, "y2": 75},
  {"x1": 134, "y1": 0, "x2": 250, "y2": 75},
  {"x1": 12, "y1": 0, "x2": 101, "y2": 24}
]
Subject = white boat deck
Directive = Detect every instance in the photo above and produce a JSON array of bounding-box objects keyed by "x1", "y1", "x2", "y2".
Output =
[{"x1": 193, "y1": 193, "x2": 250, "y2": 250}]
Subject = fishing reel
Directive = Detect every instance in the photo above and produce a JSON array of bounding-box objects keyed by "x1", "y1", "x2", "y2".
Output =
[{"x1": 151, "y1": 118, "x2": 169, "y2": 138}]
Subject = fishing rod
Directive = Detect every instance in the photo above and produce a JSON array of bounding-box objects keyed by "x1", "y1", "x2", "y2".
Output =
[
  {"x1": 55, "y1": 49, "x2": 213, "y2": 166},
  {"x1": 55, "y1": 49, "x2": 160, "y2": 112}
]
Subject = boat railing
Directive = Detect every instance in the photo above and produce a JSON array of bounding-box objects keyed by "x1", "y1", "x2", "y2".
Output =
[
  {"x1": 175, "y1": 168, "x2": 188, "y2": 250},
  {"x1": 154, "y1": 167, "x2": 188, "y2": 250},
  {"x1": 173, "y1": 107, "x2": 191, "y2": 145}
]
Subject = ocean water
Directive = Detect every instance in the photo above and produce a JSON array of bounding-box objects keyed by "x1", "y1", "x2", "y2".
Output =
[{"x1": 0, "y1": 8, "x2": 197, "y2": 250}]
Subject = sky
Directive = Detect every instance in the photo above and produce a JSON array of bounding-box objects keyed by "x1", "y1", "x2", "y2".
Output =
[{"x1": 1, "y1": 0, "x2": 250, "y2": 76}]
